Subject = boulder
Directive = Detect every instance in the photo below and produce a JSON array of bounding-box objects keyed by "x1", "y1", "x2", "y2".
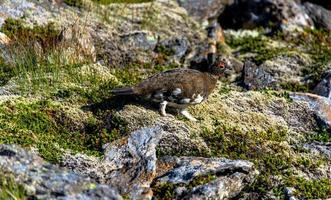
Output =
[
  {"x1": 313, "y1": 69, "x2": 331, "y2": 97},
  {"x1": 219, "y1": 0, "x2": 314, "y2": 31},
  {"x1": 243, "y1": 54, "x2": 310, "y2": 90},
  {"x1": 304, "y1": 2, "x2": 331, "y2": 30},
  {"x1": 176, "y1": 0, "x2": 231, "y2": 24},
  {"x1": 0, "y1": 144, "x2": 122, "y2": 199},
  {"x1": 290, "y1": 93, "x2": 331, "y2": 130},
  {"x1": 154, "y1": 156, "x2": 258, "y2": 200}
]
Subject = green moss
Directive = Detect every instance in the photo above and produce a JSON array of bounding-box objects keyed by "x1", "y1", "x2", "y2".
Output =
[
  {"x1": 92, "y1": 0, "x2": 153, "y2": 5},
  {"x1": 280, "y1": 82, "x2": 309, "y2": 92},
  {"x1": 0, "y1": 99, "x2": 125, "y2": 162},
  {"x1": 186, "y1": 174, "x2": 217, "y2": 190},
  {"x1": 309, "y1": 129, "x2": 331, "y2": 143},
  {"x1": 1, "y1": 18, "x2": 60, "y2": 46},
  {"x1": 0, "y1": 58, "x2": 14, "y2": 86},
  {"x1": 0, "y1": 176, "x2": 26, "y2": 200},
  {"x1": 226, "y1": 34, "x2": 288, "y2": 65},
  {"x1": 152, "y1": 182, "x2": 177, "y2": 200},
  {"x1": 276, "y1": 29, "x2": 331, "y2": 89},
  {"x1": 64, "y1": 0, "x2": 83, "y2": 7},
  {"x1": 285, "y1": 177, "x2": 331, "y2": 199}
]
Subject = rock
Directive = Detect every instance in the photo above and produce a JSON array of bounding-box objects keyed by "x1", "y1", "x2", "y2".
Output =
[
  {"x1": 176, "y1": 0, "x2": 231, "y2": 24},
  {"x1": 243, "y1": 54, "x2": 310, "y2": 90},
  {"x1": 0, "y1": 0, "x2": 207, "y2": 67},
  {"x1": 303, "y1": 0, "x2": 331, "y2": 10},
  {"x1": 0, "y1": 32, "x2": 10, "y2": 45},
  {"x1": 284, "y1": 187, "x2": 298, "y2": 200},
  {"x1": 62, "y1": 124, "x2": 257, "y2": 199},
  {"x1": 120, "y1": 31, "x2": 158, "y2": 51},
  {"x1": 304, "y1": 2, "x2": 331, "y2": 30},
  {"x1": 304, "y1": 142, "x2": 331, "y2": 159},
  {"x1": 154, "y1": 156, "x2": 258, "y2": 199},
  {"x1": 313, "y1": 69, "x2": 331, "y2": 97},
  {"x1": 243, "y1": 60, "x2": 277, "y2": 90},
  {"x1": 115, "y1": 104, "x2": 210, "y2": 156},
  {"x1": 290, "y1": 93, "x2": 331, "y2": 130},
  {"x1": 63, "y1": 126, "x2": 162, "y2": 199},
  {"x1": 219, "y1": 0, "x2": 314, "y2": 31},
  {"x1": 0, "y1": 144, "x2": 122, "y2": 199},
  {"x1": 156, "y1": 36, "x2": 189, "y2": 64}
]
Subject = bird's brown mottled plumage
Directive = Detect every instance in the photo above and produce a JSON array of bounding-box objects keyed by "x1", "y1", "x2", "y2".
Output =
[{"x1": 133, "y1": 68, "x2": 218, "y2": 99}]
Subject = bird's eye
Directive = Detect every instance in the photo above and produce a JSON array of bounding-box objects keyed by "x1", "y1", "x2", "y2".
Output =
[{"x1": 218, "y1": 62, "x2": 225, "y2": 68}]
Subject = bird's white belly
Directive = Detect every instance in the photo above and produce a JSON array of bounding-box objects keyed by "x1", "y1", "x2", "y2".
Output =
[{"x1": 191, "y1": 94, "x2": 204, "y2": 104}]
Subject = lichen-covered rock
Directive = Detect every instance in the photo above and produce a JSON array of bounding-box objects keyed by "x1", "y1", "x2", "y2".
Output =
[
  {"x1": 313, "y1": 69, "x2": 331, "y2": 97},
  {"x1": 243, "y1": 54, "x2": 311, "y2": 90},
  {"x1": 304, "y1": 2, "x2": 331, "y2": 30},
  {"x1": 114, "y1": 104, "x2": 210, "y2": 156},
  {"x1": 0, "y1": 144, "x2": 123, "y2": 199},
  {"x1": 177, "y1": 0, "x2": 230, "y2": 24},
  {"x1": 304, "y1": 142, "x2": 331, "y2": 159},
  {"x1": 0, "y1": 0, "x2": 207, "y2": 67},
  {"x1": 154, "y1": 156, "x2": 258, "y2": 199},
  {"x1": 290, "y1": 93, "x2": 331, "y2": 130},
  {"x1": 219, "y1": 0, "x2": 314, "y2": 31}
]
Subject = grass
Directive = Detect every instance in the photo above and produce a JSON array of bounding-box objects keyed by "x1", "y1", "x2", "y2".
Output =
[
  {"x1": 0, "y1": 176, "x2": 26, "y2": 200},
  {"x1": 0, "y1": 99, "x2": 127, "y2": 162},
  {"x1": 286, "y1": 177, "x2": 331, "y2": 199}
]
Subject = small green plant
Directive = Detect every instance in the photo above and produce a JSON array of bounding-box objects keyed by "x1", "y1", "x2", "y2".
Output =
[
  {"x1": 0, "y1": 176, "x2": 26, "y2": 200},
  {"x1": 64, "y1": 0, "x2": 83, "y2": 8},
  {"x1": 285, "y1": 177, "x2": 331, "y2": 199},
  {"x1": 0, "y1": 99, "x2": 126, "y2": 162}
]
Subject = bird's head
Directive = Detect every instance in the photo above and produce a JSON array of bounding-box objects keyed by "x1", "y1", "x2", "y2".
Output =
[{"x1": 208, "y1": 54, "x2": 229, "y2": 77}]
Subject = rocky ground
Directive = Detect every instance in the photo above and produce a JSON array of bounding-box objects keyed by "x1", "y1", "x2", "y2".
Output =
[{"x1": 0, "y1": 0, "x2": 331, "y2": 199}]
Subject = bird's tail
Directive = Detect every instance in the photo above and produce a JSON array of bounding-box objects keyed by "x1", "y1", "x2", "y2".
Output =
[{"x1": 111, "y1": 87, "x2": 135, "y2": 95}]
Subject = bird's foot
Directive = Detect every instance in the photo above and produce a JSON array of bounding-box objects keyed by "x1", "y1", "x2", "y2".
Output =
[
  {"x1": 160, "y1": 101, "x2": 168, "y2": 117},
  {"x1": 180, "y1": 109, "x2": 197, "y2": 122}
]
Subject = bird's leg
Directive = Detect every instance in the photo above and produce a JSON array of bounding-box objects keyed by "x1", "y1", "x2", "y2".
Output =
[
  {"x1": 180, "y1": 109, "x2": 197, "y2": 122},
  {"x1": 160, "y1": 101, "x2": 168, "y2": 116}
]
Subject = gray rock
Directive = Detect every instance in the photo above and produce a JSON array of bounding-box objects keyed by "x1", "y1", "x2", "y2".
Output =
[
  {"x1": 155, "y1": 156, "x2": 258, "y2": 200},
  {"x1": 244, "y1": 60, "x2": 277, "y2": 90},
  {"x1": 313, "y1": 69, "x2": 331, "y2": 97},
  {"x1": 156, "y1": 36, "x2": 189, "y2": 63},
  {"x1": 284, "y1": 187, "x2": 298, "y2": 200},
  {"x1": 120, "y1": 31, "x2": 158, "y2": 51},
  {"x1": 244, "y1": 55, "x2": 309, "y2": 90},
  {"x1": 219, "y1": 0, "x2": 314, "y2": 31},
  {"x1": 304, "y1": 2, "x2": 331, "y2": 30},
  {"x1": 304, "y1": 142, "x2": 331, "y2": 159},
  {"x1": 290, "y1": 93, "x2": 331, "y2": 130},
  {"x1": 0, "y1": 144, "x2": 122, "y2": 200},
  {"x1": 177, "y1": 0, "x2": 231, "y2": 23},
  {"x1": 63, "y1": 126, "x2": 163, "y2": 199}
]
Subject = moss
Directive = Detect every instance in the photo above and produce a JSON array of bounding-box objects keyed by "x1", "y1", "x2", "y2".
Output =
[
  {"x1": 1, "y1": 18, "x2": 60, "y2": 47},
  {"x1": 309, "y1": 129, "x2": 331, "y2": 143},
  {"x1": 186, "y1": 174, "x2": 217, "y2": 190},
  {"x1": 276, "y1": 29, "x2": 331, "y2": 89},
  {"x1": 225, "y1": 34, "x2": 289, "y2": 65},
  {"x1": 0, "y1": 57, "x2": 14, "y2": 86},
  {"x1": 0, "y1": 99, "x2": 125, "y2": 162},
  {"x1": 92, "y1": 0, "x2": 153, "y2": 5},
  {"x1": 152, "y1": 182, "x2": 177, "y2": 200},
  {"x1": 280, "y1": 82, "x2": 309, "y2": 92},
  {"x1": 285, "y1": 176, "x2": 331, "y2": 199},
  {"x1": 64, "y1": 0, "x2": 83, "y2": 8},
  {"x1": 0, "y1": 176, "x2": 26, "y2": 200}
]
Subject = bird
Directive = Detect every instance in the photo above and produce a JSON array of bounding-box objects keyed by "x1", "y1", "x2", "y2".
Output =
[{"x1": 111, "y1": 53, "x2": 228, "y2": 122}]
